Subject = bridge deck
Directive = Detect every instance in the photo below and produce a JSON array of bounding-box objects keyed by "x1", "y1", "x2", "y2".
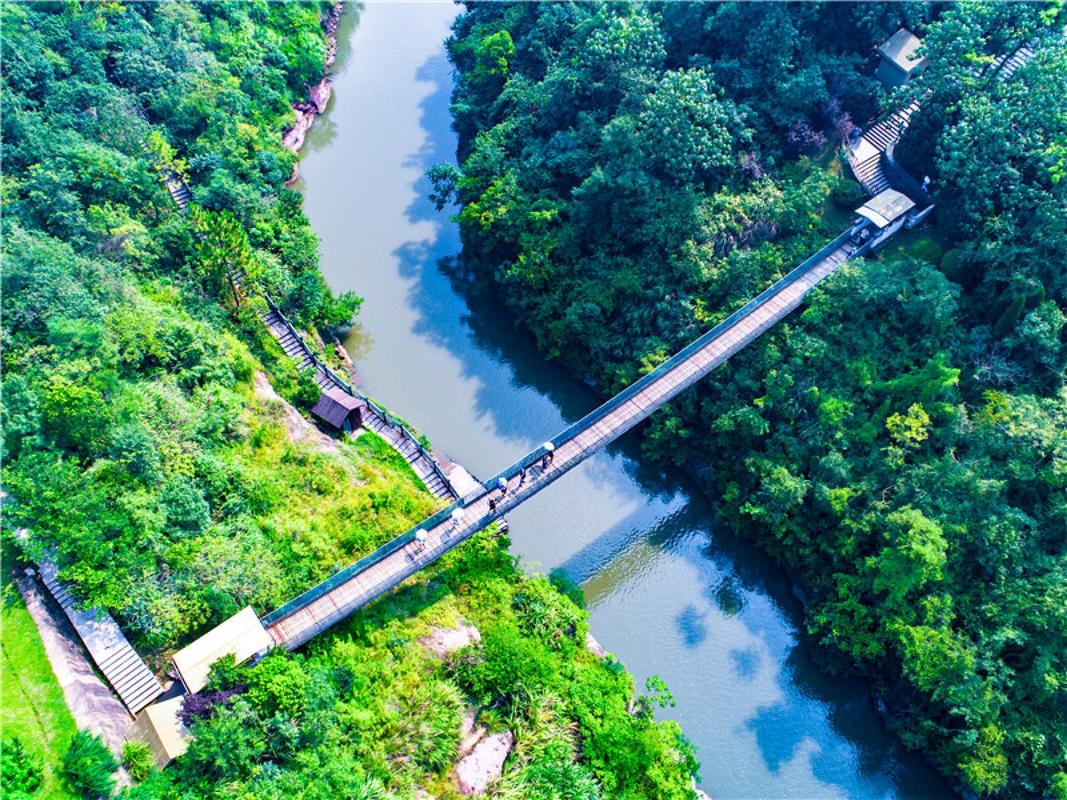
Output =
[{"x1": 262, "y1": 232, "x2": 857, "y2": 650}]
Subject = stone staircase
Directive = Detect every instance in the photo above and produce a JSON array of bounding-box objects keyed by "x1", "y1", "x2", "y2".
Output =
[
  {"x1": 992, "y1": 43, "x2": 1037, "y2": 79},
  {"x1": 163, "y1": 173, "x2": 192, "y2": 211},
  {"x1": 849, "y1": 99, "x2": 921, "y2": 195},
  {"x1": 849, "y1": 34, "x2": 1045, "y2": 197}
]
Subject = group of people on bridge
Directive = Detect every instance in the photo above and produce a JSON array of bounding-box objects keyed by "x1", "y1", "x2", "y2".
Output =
[{"x1": 411, "y1": 442, "x2": 557, "y2": 554}]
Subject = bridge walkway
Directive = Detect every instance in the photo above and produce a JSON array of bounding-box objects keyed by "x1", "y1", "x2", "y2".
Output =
[{"x1": 261, "y1": 232, "x2": 857, "y2": 650}]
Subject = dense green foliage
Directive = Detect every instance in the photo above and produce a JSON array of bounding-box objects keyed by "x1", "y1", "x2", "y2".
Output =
[
  {"x1": 62, "y1": 731, "x2": 118, "y2": 800},
  {"x1": 114, "y1": 534, "x2": 696, "y2": 800},
  {"x1": 445, "y1": 3, "x2": 1066, "y2": 798},
  {"x1": 1, "y1": 0, "x2": 394, "y2": 650},
  {"x1": 2, "y1": 3, "x2": 699, "y2": 797},
  {"x1": 3, "y1": 736, "x2": 44, "y2": 800}
]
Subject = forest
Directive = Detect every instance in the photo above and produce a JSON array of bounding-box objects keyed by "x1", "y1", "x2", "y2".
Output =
[
  {"x1": 1, "y1": 2, "x2": 699, "y2": 798},
  {"x1": 441, "y1": 3, "x2": 1067, "y2": 799}
]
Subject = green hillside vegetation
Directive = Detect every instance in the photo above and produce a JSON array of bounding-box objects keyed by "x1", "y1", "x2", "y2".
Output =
[
  {"x1": 443, "y1": 3, "x2": 1067, "y2": 798},
  {"x1": 2, "y1": 3, "x2": 698, "y2": 798}
]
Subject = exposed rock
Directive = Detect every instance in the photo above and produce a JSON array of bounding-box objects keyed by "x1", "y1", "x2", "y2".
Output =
[
  {"x1": 282, "y1": 83, "x2": 329, "y2": 156},
  {"x1": 322, "y1": 1, "x2": 344, "y2": 68},
  {"x1": 585, "y1": 631, "x2": 607, "y2": 658},
  {"x1": 333, "y1": 336, "x2": 359, "y2": 385},
  {"x1": 417, "y1": 621, "x2": 481, "y2": 658},
  {"x1": 283, "y1": 2, "x2": 343, "y2": 176},
  {"x1": 453, "y1": 731, "x2": 514, "y2": 796},
  {"x1": 458, "y1": 709, "x2": 486, "y2": 758},
  {"x1": 252, "y1": 371, "x2": 337, "y2": 453}
]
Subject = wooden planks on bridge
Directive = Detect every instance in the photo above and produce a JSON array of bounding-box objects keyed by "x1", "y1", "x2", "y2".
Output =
[{"x1": 263, "y1": 237, "x2": 858, "y2": 651}]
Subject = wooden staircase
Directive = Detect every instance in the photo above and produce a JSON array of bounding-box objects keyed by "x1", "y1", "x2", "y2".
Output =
[
  {"x1": 156, "y1": 169, "x2": 458, "y2": 501},
  {"x1": 40, "y1": 562, "x2": 164, "y2": 716}
]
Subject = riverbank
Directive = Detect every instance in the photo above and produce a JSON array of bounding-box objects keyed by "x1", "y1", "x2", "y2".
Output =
[{"x1": 283, "y1": 1, "x2": 346, "y2": 181}]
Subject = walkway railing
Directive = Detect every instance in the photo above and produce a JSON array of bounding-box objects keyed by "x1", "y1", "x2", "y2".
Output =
[{"x1": 261, "y1": 294, "x2": 455, "y2": 496}]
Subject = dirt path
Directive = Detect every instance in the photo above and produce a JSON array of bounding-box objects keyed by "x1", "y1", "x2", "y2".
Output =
[
  {"x1": 252, "y1": 371, "x2": 338, "y2": 453},
  {"x1": 16, "y1": 575, "x2": 132, "y2": 753}
]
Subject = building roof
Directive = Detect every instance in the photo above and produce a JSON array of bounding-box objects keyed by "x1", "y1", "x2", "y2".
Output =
[
  {"x1": 129, "y1": 693, "x2": 189, "y2": 768},
  {"x1": 878, "y1": 29, "x2": 926, "y2": 73},
  {"x1": 857, "y1": 189, "x2": 916, "y2": 228},
  {"x1": 171, "y1": 607, "x2": 272, "y2": 694},
  {"x1": 310, "y1": 387, "x2": 363, "y2": 429}
]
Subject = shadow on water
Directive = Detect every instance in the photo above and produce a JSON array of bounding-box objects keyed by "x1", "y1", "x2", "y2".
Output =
[
  {"x1": 394, "y1": 50, "x2": 690, "y2": 505},
  {"x1": 318, "y1": 14, "x2": 955, "y2": 797}
]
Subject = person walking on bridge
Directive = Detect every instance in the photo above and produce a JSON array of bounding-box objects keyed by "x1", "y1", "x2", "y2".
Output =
[
  {"x1": 540, "y1": 441, "x2": 555, "y2": 470},
  {"x1": 414, "y1": 528, "x2": 428, "y2": 553},
  {"x1": 496, "y1": 476, "x2": 508, "y2": 496}
]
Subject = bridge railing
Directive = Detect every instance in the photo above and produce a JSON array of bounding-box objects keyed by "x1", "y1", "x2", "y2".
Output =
[
  {"x1": 261, "y1": 228, "x2": 854, "y2": 631},
  {"x1": 486, "y1": 228, "x2": 855, "y2": 484}
]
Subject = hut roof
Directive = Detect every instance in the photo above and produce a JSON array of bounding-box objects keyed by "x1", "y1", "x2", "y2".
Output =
[
  {"x1": 857, "y1": 189, "x2": 915, "y2": 229},
  {"x1": 129, "y1": 694, "x2": 188, "y2": 768},
  {"x1": 878, "y1": 29, "x2": 926, "y2": 73},
  {"x1": 310, "y1": 387, "x2": 362, "y2": 429},
  {"x1": 170, "y1": 607, "x2": 272, "y2": 694}
]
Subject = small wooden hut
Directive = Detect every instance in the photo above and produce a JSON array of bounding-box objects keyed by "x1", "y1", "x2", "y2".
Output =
[
  {"x1": 876, "y1": 29, "x2": 927, "y2": 88},
  {"x1": 310, "y1": 387, "x2": 364, "y2": 433}
]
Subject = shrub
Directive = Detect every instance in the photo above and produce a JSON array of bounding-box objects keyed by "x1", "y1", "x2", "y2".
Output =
[
  {"x1": 292, "y1": 370, "x2": 323, "y2": 411},
  {"x1": 908, "y1": 237, "x2": 943, "y2": 264},
  {"x1": 121, "y1": 741, "x2": 154, "y2": 783},
  {"x1": 831, "y1": 177, "x2": 866, "y2": 209},
  {"x1": 62, "y1": 730, "x2": 118, "y2": 799},
  {"x1": 939, "y1": 248, "x2": 962, "y2": 278},
  {"x1": 452, "y1": 623, "x2": 558, "y2": 710},
  {"x1": 2, "y1": 736, "x2": 43, "y2": 799}
]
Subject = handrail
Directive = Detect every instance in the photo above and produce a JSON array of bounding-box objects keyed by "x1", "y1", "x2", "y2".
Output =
[
  {"x1": 262, "y1": 228, "x2": 856, "y2": 628},
  {"x1": 162, "y1": 175, "x2": 456, "y2": 499},
  {"x1": 262, "y1": 294, "x2": 455, "y2": 494}
]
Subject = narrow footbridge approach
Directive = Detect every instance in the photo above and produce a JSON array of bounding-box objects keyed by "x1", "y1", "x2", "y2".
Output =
[{"x1": 261, "y1": 230, "x2": 859, "y2": 650}]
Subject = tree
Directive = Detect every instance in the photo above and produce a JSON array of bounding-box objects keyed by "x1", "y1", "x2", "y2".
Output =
[
  {"x1": 637, "y1": 69, "x2": 747, "y2": 188},
  {"x1": 867, "y1": 506, "x2": 947, "y2": 605}
]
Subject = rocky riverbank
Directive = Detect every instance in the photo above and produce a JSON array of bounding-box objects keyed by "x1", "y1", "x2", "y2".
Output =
[{"x1": 283, "y1": 1, "x2": 345, "y2": 180}]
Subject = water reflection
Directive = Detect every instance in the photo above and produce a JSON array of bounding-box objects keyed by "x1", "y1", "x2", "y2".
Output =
[{"x1": 297, "y1": 3, "x2": 955, "y2": 798}]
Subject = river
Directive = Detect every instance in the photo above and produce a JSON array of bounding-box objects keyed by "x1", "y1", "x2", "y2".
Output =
[{"x1": 295, "y1": 3, "x2": 954, "y2": 798}]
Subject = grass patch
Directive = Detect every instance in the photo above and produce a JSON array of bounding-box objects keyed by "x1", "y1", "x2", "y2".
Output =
[{"x1": 1, "y1": 545, "x2": 77, "y2": 800}]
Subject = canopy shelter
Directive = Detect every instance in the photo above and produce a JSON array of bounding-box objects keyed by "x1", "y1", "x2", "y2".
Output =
[
  {"x1": 170, "y1": 607, "x2": 272, "y2": 694},
  {"x1": 876, "y1": 29, "x2": 926, "y2": 88},
  {"x1": 856, "y1": 189, "x2": 915, "y2": 229},
  {"x1": 310, "y1": 387, "x2": 364, "y2": 433}
]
